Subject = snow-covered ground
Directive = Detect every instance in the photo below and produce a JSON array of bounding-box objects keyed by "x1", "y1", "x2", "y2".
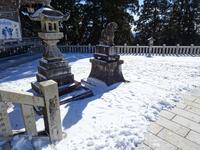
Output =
[{"x1": 0, "y1": 53, "x2": 200, "y2": 150}]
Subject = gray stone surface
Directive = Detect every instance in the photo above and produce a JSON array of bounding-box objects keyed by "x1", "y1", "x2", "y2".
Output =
[
  {"x1": 137, "y1": 89, "x2": 200, "y2": 150},
  {"x1": 156, "y1": 116, "x2": 190, "y2": 137},
  {"x1": 186, "y1": 131, "x2": 200, "y2": 145},
  {"x1": 144, "y1": 132, "x2": 177, "y2": 150},
  {"x1": 169, "y1": 107, "x2": 200, "y2": 123},
  {"x1": 173, "y1": 116, "x2": 200, "y2": 133},
  {"x1": 89, "y1": 22, "x2": 125, "y2": 86},
  {"x1": 148, "y1": 123, "x2": 163, "y2": 135},
  {"x1": 158, "y1": 129, "x2": 200, "y2": 150},
  {"x1": 89, "y1": 59, "x2": 125, "y2": 86},
  {"x1": 159, "y1": 110, "x2": 175, "y2": 120}
]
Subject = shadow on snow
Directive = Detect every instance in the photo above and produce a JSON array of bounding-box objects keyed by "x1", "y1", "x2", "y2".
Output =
[{"x1": 62, "y1": 82, "x2": 121, "y2": 129}]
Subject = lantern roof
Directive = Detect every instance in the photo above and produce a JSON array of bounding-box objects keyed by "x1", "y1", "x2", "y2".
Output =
[
  {"x1": 30, "y1": 5, "x2": 70, "y2": 21},
  {"x1": 148, "y1": 37, "x2": 155, "y2": 41}
]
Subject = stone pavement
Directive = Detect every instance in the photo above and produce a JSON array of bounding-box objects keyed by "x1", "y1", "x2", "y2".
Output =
[{"x1": 136, "y1": 89, "x2": 200, "y2": 150}]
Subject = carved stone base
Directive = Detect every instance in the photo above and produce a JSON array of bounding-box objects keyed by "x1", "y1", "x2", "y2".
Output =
[
  {"x1": 32, "y1": 80, "x2": 81, "y2": 96},
  {"x1": 89, "y1": 59, "x2": 125, "y2": 86},
  {"x1": 35, "y1": 58, "x2": 74, "y2": 86},
  {"x1": 32, "y1": 58, "x2": 80, "y2": 96}
]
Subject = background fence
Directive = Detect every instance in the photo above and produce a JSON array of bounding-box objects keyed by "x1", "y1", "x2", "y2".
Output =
[
  {"x1": 59, "y1": 44, "x2": 200, "y2": 56},
  {"x1": 0, "y1": 37, "x2": 42, "y2": 58},
  {"x1": 0, "y1": 43, "x2": 200, "y2": 58}
]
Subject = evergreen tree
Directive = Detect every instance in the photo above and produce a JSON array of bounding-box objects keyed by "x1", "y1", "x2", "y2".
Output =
[
  {"x1": 135, "y1": 0, "x2": 171, "y2": 45},
  {"x1": 19, "y1": 4, "x2": 41, "y2": 37},
  {"x1": 51, "y1": 0, "x2": 83, "y2": 44},
  {"x1": 82, "y1": 0, "x2": 139, "y2": 45},
  {"x1": 20, "y1": 0, "x2": 139, "y2": 45},
  {"x1": 166, "y1": 0, "x2": 197, "y2": 45}
]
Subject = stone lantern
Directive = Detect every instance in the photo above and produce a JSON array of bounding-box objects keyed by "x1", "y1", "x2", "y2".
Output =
[
  {"x1": 30, "y1": 2, "x2": 87, "y2": 97},
  {"x1": 147, "y1": 37, "x2": 155, "y2": 57},
  {"x1": 148, "y1": 37, "x2": 155, "y2": 46}
]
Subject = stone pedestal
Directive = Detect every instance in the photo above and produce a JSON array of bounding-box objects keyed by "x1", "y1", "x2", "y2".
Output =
[
  {"x1": 89, "y1": 45, "x2": 125, "y2": 86},
  {"x1": 31, "y1": 58, "x2": 81, "y2": 96},
  {"x1": 31, "y1": 31, "x2": 82, "y2": 96}
]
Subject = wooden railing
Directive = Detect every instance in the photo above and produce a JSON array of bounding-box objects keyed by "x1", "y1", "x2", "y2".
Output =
[
  {"x1": 0, "y1": 80, "x2": 62, "y2": 146},
  {"x1": 58, "y1": 44, "x2": 200, "y2": 56}
]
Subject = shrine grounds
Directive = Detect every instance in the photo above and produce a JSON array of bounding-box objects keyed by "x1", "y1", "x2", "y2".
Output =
[{"x1": 0, "y1": 53, "x2": 200, "y2": 150}]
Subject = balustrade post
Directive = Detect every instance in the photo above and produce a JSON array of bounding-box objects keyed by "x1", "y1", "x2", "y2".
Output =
[
  {"x1": 176, "y1": 44, "x2": 180, "y2": 55},
  {"x1": 190, "y1": 44, "x2": 194, "y2": 55},
  {"x1": 136, "y1": 44, "x2": 139, "y2": 54},
  {"x1": 0, "y1": 101, "x2": 12, "y2": 138},
  {"x1": 88, "y1": 43, "x2": 91, "y2": 53},
  {"x1": 162, "y1": 44, "x2": 166, "y2": 56},
  {"x1": 40, "y1": 80, "x2": 62, "y2": 143}
]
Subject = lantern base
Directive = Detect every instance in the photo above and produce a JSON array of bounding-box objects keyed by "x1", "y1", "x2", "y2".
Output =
[{"x1": 32, "y1": 58, "x2": 93, "y2": 101}]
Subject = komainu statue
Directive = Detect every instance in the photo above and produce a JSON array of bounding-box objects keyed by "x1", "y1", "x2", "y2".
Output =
[{"x1": 99, "y1": 22, "x2": 118, "y2": 46}]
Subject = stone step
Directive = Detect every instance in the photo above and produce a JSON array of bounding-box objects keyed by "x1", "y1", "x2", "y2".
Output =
[
  {"x1": 38, "y1": 65, "x2": 71, "y2": 78},
  {"x1": 59, "y1": 86, "x2": 93, "y2": 105}
]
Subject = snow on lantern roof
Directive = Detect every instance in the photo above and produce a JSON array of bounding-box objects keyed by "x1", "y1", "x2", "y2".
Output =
[
  {"x1": 148, "y1": 37, "x2": 155, "y2": 41},
  {"x1": 30, "y1": 6, "x2": 70, "y2": 21}
]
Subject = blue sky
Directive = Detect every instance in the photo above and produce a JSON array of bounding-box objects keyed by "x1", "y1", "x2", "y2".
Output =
[
  {"x1": 80, "y1": 0, "x2": 144, "y2": 5},
  {"x1": 139, "y1": 0, "x2": 144, "y2": 5}
]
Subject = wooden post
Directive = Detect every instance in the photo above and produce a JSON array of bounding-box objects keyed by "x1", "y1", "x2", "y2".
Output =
[
  {"x1": 21, "y1": 104, "x2": 37, "y2": 136},
  {"x1": 0, "y1": 101, "x2": 12, "y2": 138},
  {"x1": 39, "y1": 80, "x2": 62, "y2": 143}
]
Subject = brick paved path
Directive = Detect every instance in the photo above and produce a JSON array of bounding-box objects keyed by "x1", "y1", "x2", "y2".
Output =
[{"x1": 136, "y1": 89, "x2": 200, "y2": 150}]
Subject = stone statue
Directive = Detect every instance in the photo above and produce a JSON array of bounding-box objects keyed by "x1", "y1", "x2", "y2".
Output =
[
  {"x1": 89, "y1": 22, "x2": 125, "y2": 86},
  {"x1": 99, "y1": 22, "x2": 118, "y2": 46}
]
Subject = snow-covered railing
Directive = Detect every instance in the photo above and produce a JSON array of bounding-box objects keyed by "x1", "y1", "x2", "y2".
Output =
[
  {"x1": 115, "y1": 44, "x2": 200, "y2": 56},
  {"x1": 0, "y1": 80, "x2": 62, "y2": 147},
  {"x1": 59, "y1": 44, "x2": 96, "y2": 53},
  {"x1": 58, "y1": 44, "x2": 200, "y2": 56},
  {"x1": 1, "y1": 44, "x2": 199, "y2": 58}
]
